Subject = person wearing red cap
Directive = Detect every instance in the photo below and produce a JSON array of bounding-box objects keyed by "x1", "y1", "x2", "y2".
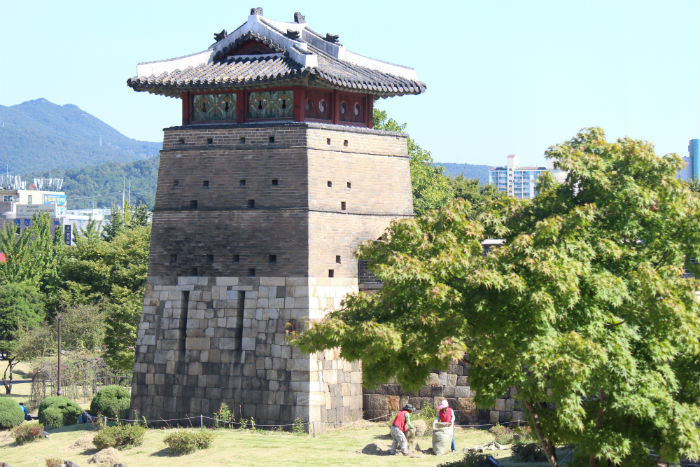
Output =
[
  {"x1": 437, "y1": 399, "x2": 456, "y2": 452},
  {"x1": 390, "y1": 404, "x2": 415, "y2": 455}
]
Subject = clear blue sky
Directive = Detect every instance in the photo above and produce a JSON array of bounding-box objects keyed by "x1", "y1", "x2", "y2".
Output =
[{"x1": 1, "y1": 0, "x2": 698, "y2": 166}]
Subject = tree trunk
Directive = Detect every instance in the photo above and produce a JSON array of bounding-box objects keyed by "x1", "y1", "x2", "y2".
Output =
[
  {"x1": 523, "y1": 399, "x2": 558, "y2": 467},
  {"x1": 588, "y1": 390, "x2": 608, "y2": 467},
  {"x1": 2, "y1": 358, "x2": 15, "y2": 394}
]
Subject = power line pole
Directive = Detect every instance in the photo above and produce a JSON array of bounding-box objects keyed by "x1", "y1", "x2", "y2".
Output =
[{"x1": 56, "y1": 315, "x2": 62, "y2": 396}]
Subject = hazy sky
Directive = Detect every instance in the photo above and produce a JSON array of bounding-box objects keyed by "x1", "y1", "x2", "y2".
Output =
[{"x1": 1, "y1": 0, "x2": 698, "y2": 166}]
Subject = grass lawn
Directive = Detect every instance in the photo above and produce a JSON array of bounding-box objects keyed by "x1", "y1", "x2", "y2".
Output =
[{"x1": 0, "y1": 421, "x2": 562, "y2": 467}]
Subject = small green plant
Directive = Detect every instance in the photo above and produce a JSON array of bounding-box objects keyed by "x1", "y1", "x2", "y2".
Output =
[
  {"x1": 0, "y1": 398, "x2": 25, "y2": 430},
  {"x1": 38, "y1": 396, "x2": 82, "y2": 428},
  {"x1": 93, "y1": 423, "x2": 145, "y2": 450},
  {"x1": 513, "y1": 425, "x2": 535, "y2": 443},
  {"x1": 164, "y1": 430, "x2": 215, "y2": 455},
  {"x1": 90, "y1": 385, "x2": 131, "y2": 420},
  {"x1": 214, "y1": 402, "x2": 233, "y2": 428},
  {"x1": 45, "y1": 458, "x2": 62, "y2": 467},
  {"x1": 13, "y1": 422, "x2": 45, "y2": 444},
  {"x1": 240, "y1": 416, "x2": 256, "y2": 430},
  {"x1": 488, "y1": 423, "x2": 514, "y2": 445},
  {"x1": 292, "y1": 417, "x2": 306, "y2": 434},
  {"x1": 420, "y1": 404, "x2": 437, "y2": 421}
]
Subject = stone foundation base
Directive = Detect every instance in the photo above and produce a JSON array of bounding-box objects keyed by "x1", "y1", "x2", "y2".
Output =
[{"x1": 131, "y1": 275, "x2": 362, "y2": 430}]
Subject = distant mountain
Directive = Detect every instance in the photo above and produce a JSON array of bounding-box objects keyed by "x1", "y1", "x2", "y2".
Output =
[
  {"x1": 434, "y1": 162, "x2": 492, "y2": 184},
  {"x1": 27, "y1": 156, "x2": 160, "y2": 210},
  {"x1": 0, "y1": 98, "x2": 161, "y2": 174}
]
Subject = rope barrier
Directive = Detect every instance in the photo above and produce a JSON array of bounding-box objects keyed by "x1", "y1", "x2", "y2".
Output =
[{"x1": 99, "y1": 412, "x2": 525, "y2": 430}]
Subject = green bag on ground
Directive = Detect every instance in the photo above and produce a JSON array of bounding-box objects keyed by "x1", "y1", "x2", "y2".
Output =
[{"x1": 432, "y1": 421, "x2": 453, "y2": 455}]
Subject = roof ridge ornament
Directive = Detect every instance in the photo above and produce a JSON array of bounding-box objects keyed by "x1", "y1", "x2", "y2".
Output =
[
  {"x1": 250, "y1": 7, "x2": 263, "y2": 16},
  {"x1": 324, "y1": 33, "x2": 339, "y2": 44},
  {"x1": 294, "y1": 12, "x2": 305, "y2": 23},
  {"x1": 214, "y1": 29, "x2": 227, "y2": 42},
  {"x1": 286, "y1": 29, "x2": 300, "y2": 40}
]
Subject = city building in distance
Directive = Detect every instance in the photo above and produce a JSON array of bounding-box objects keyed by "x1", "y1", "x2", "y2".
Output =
[
  {"x1": 678, "y1": 138, "x2": 700, "y2": 181},
  {"x1": 489, "y1": 154, "x2": 564, "y2": 200},
  {"x1": 0, "y1": 175, "x2": 112, "y2": 243}
]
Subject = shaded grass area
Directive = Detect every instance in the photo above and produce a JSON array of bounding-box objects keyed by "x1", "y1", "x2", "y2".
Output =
[{"x1": 0, "y1": 421, "x2": 565, "y2": 467}]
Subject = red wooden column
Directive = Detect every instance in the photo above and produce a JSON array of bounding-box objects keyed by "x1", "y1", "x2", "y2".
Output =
[
  {"x1": 293, "y1": 86, "x2": 306, "y2": 122},
  {"x1": 331, "y1": 90, "x2": 339, "y2": 124},
  {"x1": 366, "y1": 95, "x2": 374, "y2": 129},
  {"x1": 236, "y1": 90, "x2": 247, "y2": 123},
  {"x1": 182, "y1": 92, "x2": 191, "y2": 125}
]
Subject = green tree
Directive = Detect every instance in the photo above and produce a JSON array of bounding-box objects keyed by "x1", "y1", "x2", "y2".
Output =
[
  {"x1": 373, "y1": 109, "x2": 453, "y2": 215},
  {"x1": 0, "y1": 213, "x2": 63, "y2": 289},
  {"x1": 59, "y1": 223, "x2": 150, "y2": 371},
  {"x1": 449, "y1": 175, "x2": 507, "y2": 217},
  {"x1": 296, "y1": 128, "x2": 700, "y2": 466},
  {"x1": 0, "y1": 281, "x2": 45, "y2": 393}
]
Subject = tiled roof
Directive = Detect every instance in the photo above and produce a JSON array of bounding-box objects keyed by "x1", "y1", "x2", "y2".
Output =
[{"x1": 127, "y1": 12, "x2": 425, "y2": 98}]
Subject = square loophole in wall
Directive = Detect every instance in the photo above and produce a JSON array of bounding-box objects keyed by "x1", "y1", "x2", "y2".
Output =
[
  {"x1": 172, "y1": 180, "x2": 179, "y2": 188},
  {"x1": 269, "y1": 254, "x2": 277, "y2": 264},
  {"x1": 202, "y1": 180, "x2": 209, "y2": 188},
  {"x1": 240, "y1": 137, "x2": 246, "y2": 144},
  {"x1": 247, "y1": 199, "x2": 255, "y2": 208},
  {"x1": 232, "y1": 254, "x2": 240, "y2": 264},
  {"x1": 170, "y1": 254, "x2": 177, "y2": 265},
  {"x1": 347, "y1": 181, "x2": 351, "y2": 189},
  {"x1": 327, "y1": 181, "x2": 332, "y2": 188},
  {"x1": 248, "y1": 268, "x2": 256, "y2": 277},
  {"x1": 271, "y1": 179, "x2": 279, "y2": 186},
  {"x1": 328, "y1": 269, "x2": 334, "y2": 278},
  {"x1": 340, "y1": 201, "x2": 346, "y2": 210},
  {"x1": 336, "y1": 255, "x2": 341, "y2": 264},
  {"x1": 189, "y1": 200, "x2": 198, "y2": 209},
  {"x1": 207, "y1": 137, "x2": 213, "y2": 145},
  {"x1": 269, "y1": 135, "x2": 275, "y2": 143},
  {"x1": 206, "y1": 254, "x2": 214, "y2": 265}
]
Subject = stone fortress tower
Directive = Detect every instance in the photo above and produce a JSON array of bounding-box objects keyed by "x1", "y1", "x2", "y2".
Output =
[{"x1": 127, "y1": 8, "x2": 425, "y2": 428}]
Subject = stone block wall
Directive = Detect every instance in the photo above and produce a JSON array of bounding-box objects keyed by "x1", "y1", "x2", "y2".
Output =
[{"x1": 362, "y1": 360, "x2": 526, "y2": 425}]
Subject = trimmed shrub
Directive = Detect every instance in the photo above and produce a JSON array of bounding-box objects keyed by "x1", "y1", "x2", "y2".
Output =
[
  {"x1": 90, "y1": 385, "x2": 130, "y2": 420},
  {"x1": 13, "y1": 421, "x2": 45, "y2": 445},
  {"x1": 93, "y1": 424, "x2": 145, "y2": 450},
  {"x1": 0, "y1": 398, "x2": 25, "y2": 430},
  {"x1": 164, "y1": 430, "x2": 215, "y2": 455},
  {"x1": 38, "y1": 396, "x2": 82, "y2": 428},
  {"x1": 45, "y1": 458, "x2": 62, "y2": 467}
]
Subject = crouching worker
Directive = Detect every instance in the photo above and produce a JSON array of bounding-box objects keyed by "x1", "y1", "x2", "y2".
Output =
[
  {"x1": 390, "y1": 404, "x2": 415, "y2": 455},
  {"x1": 19, "y1": 402, "x2": 31, "y2": 421}
]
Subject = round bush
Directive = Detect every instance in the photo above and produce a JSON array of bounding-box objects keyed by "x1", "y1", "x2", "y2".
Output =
[
  {"x1": 38, "y1": 396, "x2": 82, "y2": 428},
  {"x1": 0, "y1": 398, "x2": 25, "y2": 429},
  {"x1": 93, "y1": 424, "x2": 145, "y2": 450},
  {"x1": 90, "y1": 385, "x2": 130, "y2": 420}
]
